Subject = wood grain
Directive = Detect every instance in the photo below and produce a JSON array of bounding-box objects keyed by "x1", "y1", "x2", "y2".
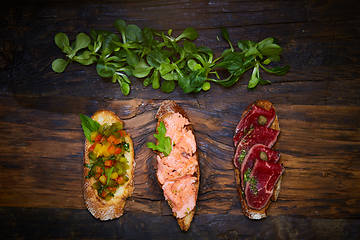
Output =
[{"x1": 0, "y1": 0, "x2": 360, "y2": 238}]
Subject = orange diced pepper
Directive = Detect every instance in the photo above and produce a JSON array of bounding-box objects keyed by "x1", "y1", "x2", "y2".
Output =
[
  {"x1": 114, "y1": 147, "x2": 122, "y2": 154},
  {"x1": 100, "y1": 191, "x2": 107, "y2": 198},
  {"x1": 104, "y1": 160, "x2": 113, "y2": 167},
  {"x1": 108, "y1": 135, "x2": 122, "y2": 145},
  {"x1": 95, "y1": 134, "x2": 102, "y2": 143},
  {"x1": 107, "y1": 144, "x2": 116, "y2": 155},
  {"x1": 107, "y1": 187, "x2": 117, "y2": 193},
  {"x1": 89, "y1": 143, "x2": 96, "y2": 152},
  {"x1": 117, "y1": 130, "x2": 126, "y2": 137},
  {"x1": 95, "y1": 166, "x2": 103, "y2": 174},
  {"x1": 117, "y1": 176, "x2": 126, "y2": 185},
  {"x1": 107, "y1": 135, "x2": 116, "y2": 144}
]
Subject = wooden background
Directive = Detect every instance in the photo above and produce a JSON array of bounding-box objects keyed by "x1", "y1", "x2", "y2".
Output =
[{"x1": 1, "y1": 0, "x2": 360, "y2": 239}]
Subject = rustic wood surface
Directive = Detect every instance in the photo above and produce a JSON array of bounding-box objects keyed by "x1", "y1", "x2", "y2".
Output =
[{"x1": 1, "y1": 0, "x2": 360, "y2": 239}]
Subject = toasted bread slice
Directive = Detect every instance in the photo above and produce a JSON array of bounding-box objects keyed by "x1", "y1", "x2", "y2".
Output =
[
  {"x1": 155, "y1": 100, "x2": 200, "y2": 231},
  {"x1": 234, "y1": 100, "x2": 282, "y2": 219},
  {"x1": 83, "y1": 110, "x2": 135, "y2": 220}
]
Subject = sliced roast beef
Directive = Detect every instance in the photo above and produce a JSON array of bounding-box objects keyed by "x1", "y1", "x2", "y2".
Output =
[
  {"x1": 245, "y1": 160, "x2": 284, "y2": 210},
  {"x1": 239, "y1": 144, "x2": 280, "y2": 189},
  {"x1": 233, "y1": 104, "x2": 276, "y2": 147},
  {"x1": 233, "y1": 126, "x2": 279, "y2": 168}
]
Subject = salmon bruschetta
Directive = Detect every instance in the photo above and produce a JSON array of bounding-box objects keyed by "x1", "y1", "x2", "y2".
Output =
[{"x1": 147, "y1": 100, "x2": 200, "y2": 231}]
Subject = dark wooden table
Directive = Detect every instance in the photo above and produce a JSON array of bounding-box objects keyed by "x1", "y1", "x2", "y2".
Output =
[{"x1": 1, "y1": 0, "x2": 360, "y2": 239}]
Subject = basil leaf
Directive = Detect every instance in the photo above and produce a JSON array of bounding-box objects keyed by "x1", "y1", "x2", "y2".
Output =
[
  {"x1": 79, "y1": 114, "x2": 100, "y2": 142},
  {"x1": 52, "y1": 58, "x2": 68, "y2": 73},
  {"x1": 146, "y1": 121, "x2": 172, "y2": 156}
]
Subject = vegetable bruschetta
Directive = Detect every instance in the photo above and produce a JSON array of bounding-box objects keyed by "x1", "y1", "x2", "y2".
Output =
[{"x1": 81, "y1": 110, "x2": 135, "y2": 220}]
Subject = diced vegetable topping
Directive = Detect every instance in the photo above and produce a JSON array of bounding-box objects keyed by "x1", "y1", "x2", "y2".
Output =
[{"x1": 84, "y1": 121, "x2": 130, "y2": 200}]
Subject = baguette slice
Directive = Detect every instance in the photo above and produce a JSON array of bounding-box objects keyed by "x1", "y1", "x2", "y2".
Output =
[
  {"x1": 83, "y1": 110, "x2": 135, "y2": 220},
  {"x1": 155, "y1": 100, "x2": 200, "y2": 231},
  {"x1": 234, "y1": 100, "x2": 282, "y2": 219}
]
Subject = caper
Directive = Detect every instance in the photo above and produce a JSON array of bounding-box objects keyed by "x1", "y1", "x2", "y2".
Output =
[
  {"x1": 259, "y1": 151, "x2": 268, "y2": 161},
  {"x1": 258, "y1": 115, "x2": 267, "y2": 125}
]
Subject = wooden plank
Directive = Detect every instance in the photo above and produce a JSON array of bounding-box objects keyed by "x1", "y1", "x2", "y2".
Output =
[
  {"x1": 0, "y1": 96, "x2": 359, "y2": 218},
  {"x1": 1, "y1": 207, "x2": 360, "y2": 239}
]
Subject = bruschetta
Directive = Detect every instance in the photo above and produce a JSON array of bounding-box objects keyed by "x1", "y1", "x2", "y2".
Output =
[
  {"x1": 233, "y1": 100, "x2": 284, "y2": 219},
  {"x1": 81, "y1": 110, "x2": 135, "y2": 220},
  {"x1": 148, "y1": 100, "x2": 200, "y2": 231}
]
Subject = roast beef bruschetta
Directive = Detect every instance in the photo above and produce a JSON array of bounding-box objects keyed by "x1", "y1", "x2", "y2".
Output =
[{"x1": 233, "y1": 100, "x2": 284, "y2": 219}]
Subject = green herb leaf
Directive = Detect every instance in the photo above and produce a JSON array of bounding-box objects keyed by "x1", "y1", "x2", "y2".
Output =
[
  {"x1": 175, "y1": 27, "x2": 198, "y2": 41},
  {"x1": 151, "y1": 70, "x2": 160, "y2": 89},
  {"x1": 146, "y1": 121, "x2": 172, "y2": 156},
  {"x1": 79, "y1": 114, "x2": 100, "y2": 142},
  {"x1": 73, "y1": 51, "x2": 97, "y2": 65},
  {"x1": 74, "y1": 33, "x2": 91, "y2": 52},
  {"x1": 54, "y1": 32, "x2": 70, "y2": 52},
  {"x1": 160, "y1": 80, "x2": 176, "y2": 93},
  {"x1": 132, "y1": 59, "x2": 153, "y2": 78},
  {"x1": 248, "y1": 63, "x2": 260, "y2": 89},
  {"x1": 96, "y1": 61, "x2": 116, "y2": 78},
  {"x1": 51, "y1": 58, "x2": 69, "y2": 73},
  {"x1": 244, "y1": 168, "x2": 251, "y2": 183},
  {"x1": 238, "y1": 149, "x2": 247, "y2": 164},
  {"x1": 249, "y1": 176, "x2": 258, "y2": 195},
  {"x1": 258, "y1": 43, "x2": 282, "y2": 57},
  {"x1": 260, "y1": 64, "x2": 290, "y2": 76},
  {"x1": 126, "y1": 24, "x2": 143, "y2": 42},
  {"x1": 221, "y1": 27, "x2": 234, "y2": 52}
]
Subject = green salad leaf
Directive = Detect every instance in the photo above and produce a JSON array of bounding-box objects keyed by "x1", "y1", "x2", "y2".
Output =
[
  {"x1": 51, "y1": 20, "x2": 289, "y2": 95},
  {"x1": 146, "y1": 121, "x2": 172, "y2": 156}
]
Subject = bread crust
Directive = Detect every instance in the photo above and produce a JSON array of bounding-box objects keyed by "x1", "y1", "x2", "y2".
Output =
[
  {"x1": 83, "y1": 110, "x2": 135, "y2": 221},
  {"x1": 234, "y1": 100, "x2": 282, "y2": 219},
  {"x1": 155, "y1": 100, "x2": 199, "y2": 231}
]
